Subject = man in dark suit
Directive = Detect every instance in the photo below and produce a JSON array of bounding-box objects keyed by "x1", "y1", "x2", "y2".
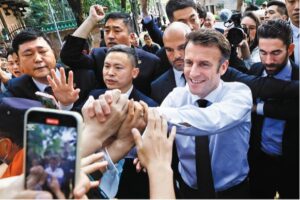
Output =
[
  {"x1": 247, "y1": 20, "x2": 299, "y2": 199},
  {"x1": 80, "y1": 45, "x2": 157, "y2": 199},
  {"x1": 0, "y1": 29, "x2": 79, "y2": 109},
  {"x1": 60, "y1": 5, "x2": 161, "y2": 96},
  {"x1": 151, "y1": 22, "x2": 190, "y2": 104}
]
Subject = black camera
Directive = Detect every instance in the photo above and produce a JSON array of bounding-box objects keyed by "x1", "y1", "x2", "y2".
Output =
[{"x1": 220, "y1": 9, "x2": 249, "y2": 46}]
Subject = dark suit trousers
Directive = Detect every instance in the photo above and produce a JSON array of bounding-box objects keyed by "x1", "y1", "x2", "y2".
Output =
[{"x1": 249, "y1": 148, "x2": 299, "y2": 199}]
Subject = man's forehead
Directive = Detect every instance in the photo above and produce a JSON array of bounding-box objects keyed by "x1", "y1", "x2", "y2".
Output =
[
  {"x1": 19, "y1": 37, "x2": 50, "y2": 50},
  {"x1": 173, "y1": 7, "x2": 197, "y2": 20},
  {"x1": 105, "y1": 18, "x2": 127, "y2": 28}
]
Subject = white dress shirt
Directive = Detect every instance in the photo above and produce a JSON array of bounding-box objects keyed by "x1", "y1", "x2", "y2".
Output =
[
  {"x1": 173, "y1": 68, "x2": 186, "y2": 87},
  {"x1": 157, "y1": 80, "x2": 252, "y2": 192}
]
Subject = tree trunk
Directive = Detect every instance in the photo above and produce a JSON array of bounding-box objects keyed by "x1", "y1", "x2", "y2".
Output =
[
  {"x1": 121, "y1": 0, "x2": 126, "y2": 10},
  {"x1": 66, "y1": 0, "x2": 84, "y2": 26}
]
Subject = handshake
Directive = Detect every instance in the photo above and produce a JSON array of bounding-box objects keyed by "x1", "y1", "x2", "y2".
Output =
[{"x1": 81, "y1": 89, "x2": 176, "y2": 177}]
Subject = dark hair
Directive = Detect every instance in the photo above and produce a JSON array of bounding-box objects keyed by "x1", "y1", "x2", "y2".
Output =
[
  {"x1": 6, "y1": 47, "x2": 15, "y2": 58},
  {"x1": 105, "y1": 12, "x2": 134, "y2": 33},
  {"x1": 106, "y1": 44, "x2": 139, "y2": 66},
  {"x1": 242, "y1": 11, "x2": 261, "y2": 52},
  {"x1": 257, "y1": 19, "x2": 292, "y2": 47},
  {"x1": 185, "y1": 29, "x2": 231, "y2": 62},
  {"x1": 12, "y1": 28, "x2": 52, "y2": 55},
  {"x1": 144, "y1": 33, "x2": 151, "y2": 40},
  {"x1": 245, "y1": 3, "x2": 259, "y2": 11},
  {"x1": 166, "y1": 0, "x2": 198, "y2": 22},
  {"x1": 267, "y1": 0, "x2": 288, "y2": 17},
  {"x1": 196, "y1": 2, "x2": 207, "y2": 19}
]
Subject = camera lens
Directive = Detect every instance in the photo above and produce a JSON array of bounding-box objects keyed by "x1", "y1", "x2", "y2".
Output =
[{"x1": 227, "y1": 27, "x2": 245, "y2": 46}]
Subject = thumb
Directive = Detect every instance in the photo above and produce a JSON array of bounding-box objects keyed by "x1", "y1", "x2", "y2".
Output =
[{"x1": 132, "y1": 128, "x2": 143, "y2": 149}]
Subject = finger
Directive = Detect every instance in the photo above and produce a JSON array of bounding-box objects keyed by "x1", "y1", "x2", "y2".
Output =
[
  {"x1": 82, "y1": 161, "x2": 108, "y2": 174},
  {"x1": 82, "y1": 96, "x2": 95, "y2": 119},
  {"x1": 111, "y1": 89, "x2": 121, "y2": 103},
  {"x1": 146, "y1": 108, "x2": 155, "y2": 134},
  {"x1": 81, "y1": 152, "x2": 105, "y2": 167},
  {"x1": 103, "y1": 90, "x2": 113, "y2": 104},
  {"x1": 152, "y1": 109, "x2": 161, "y2": 132},
  {"x1": 90, "y1": 180, "x2": 100, "y2": 188},
  {"x1": 60, "y1": 67, "x2": 67, "y2": 85},
  {"x1": 136, "y1": 161, "x2": 142, "y2": 173},
  {"x1": 94, "y1": 99, "x2": 106, "y2": 122},
  {"x1": 133, "y1": 157, "x2": 139, "y2": 165},
  {"x1": 139, "y1": 101, "x2": 149, "y2": 122},
  {"x1": 67, "y1": 70, "x2": 74, "y2": 89},
  {"x1": 128, "y1": 99, "x2": 135, "y2": 119},
  {"x1": 168, "y1": 126, "x2": 176, "y2": 144},
  {"x1": 132, "y1": 128, "x2": 143, "y2": 149},
  {"x1": 51, "y1": 68, "x2": 61, "y2": 86},
  {"x1": 98, "y1": 96, "x2": 111, "y2": 115},
  {"x1": 161, "y1": 115, "x2": 168, "y2": 137}
]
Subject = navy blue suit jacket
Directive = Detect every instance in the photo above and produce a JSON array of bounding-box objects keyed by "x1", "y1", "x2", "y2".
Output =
[
  {"x1": 151, "y1": 69, "x2": 176, "y2": 104},
  {"x1": 248, "y1": 61, "x2": 299, "y2": 196},
  {"x1": 60, "y1": 35, "x2": 162, "y2": 96},
  {"x1": 0, "y1": 75, "x2": 40, "y2": 100}
]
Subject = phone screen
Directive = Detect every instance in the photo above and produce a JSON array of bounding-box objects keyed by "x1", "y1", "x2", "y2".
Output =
[{"x1": 25, "y1": 110, "x2": 80, "y2": 199}]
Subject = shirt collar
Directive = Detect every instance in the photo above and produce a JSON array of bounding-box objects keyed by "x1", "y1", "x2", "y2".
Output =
[
  {"x1": 262, "y1": 60, "x2": 292, "y2": 81},
  {"x1": 290, "y1": 21, "x2": 299, "y2": 38},
  {"x1": 124, "y1": 85, "x2": 134, "y2": 98},
  {"x1": 32, "y1": 69, "x2": 60, "y2": 92},
  {"x1": 186, "y1": 80, "x2": 224, "y2": 105},
  {"x1": 173, "y1": 68, "x2": 184, "y2": 80}
]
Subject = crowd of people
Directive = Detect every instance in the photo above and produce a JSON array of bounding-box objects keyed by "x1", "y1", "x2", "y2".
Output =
[{"x1": 0, "y1": 0, "x2": 299, "y2": 199}]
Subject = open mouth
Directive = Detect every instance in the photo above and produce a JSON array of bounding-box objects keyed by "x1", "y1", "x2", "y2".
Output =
[{"x1": 190, "y1": 79, "x2": 205, "y2": 84}]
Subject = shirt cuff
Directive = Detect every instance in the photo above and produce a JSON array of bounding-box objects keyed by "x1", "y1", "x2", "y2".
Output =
[
  {"x1": 58, "y1": 102, "x2": 73, "y2": 110},
  {"x1": 143, "y1": 15, "x2": 153, "y2": 24},
  {"x1": 256, "y1": 102, "x2": 264, "y2": 115}
]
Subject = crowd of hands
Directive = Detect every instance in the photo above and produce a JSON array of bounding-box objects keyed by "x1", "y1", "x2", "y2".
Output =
[{"x1": 1, "y1": 89, "x2": 176, "y2": 199}]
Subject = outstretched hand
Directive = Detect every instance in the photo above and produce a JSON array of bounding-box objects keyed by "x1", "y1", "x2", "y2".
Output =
[{"x1": 47, "y1": 67, "x2": 80, "y2": 106}]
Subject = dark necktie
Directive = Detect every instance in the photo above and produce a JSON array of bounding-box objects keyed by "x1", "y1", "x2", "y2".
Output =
[
  {"x1": 44, "y1": 86, "x2": 54, "y2": 96},
  {"x1": 195, "y1": 99, "x2": 215, "y2": 198}
]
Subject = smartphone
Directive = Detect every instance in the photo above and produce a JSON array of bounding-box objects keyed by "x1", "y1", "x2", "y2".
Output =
[
  {"x1": 24, "y1": 108, "x2": 82, "y2": 199},
  {"x1": 35, "y1": 91, "x2": 59, "y2": 109}
]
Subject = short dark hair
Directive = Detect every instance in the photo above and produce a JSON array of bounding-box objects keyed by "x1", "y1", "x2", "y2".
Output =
[
  {"x1": 196, "y1": 2, "x2": 207, "y2": 19},
  {"x1": 6, "y1": 47, "x2": 14, "y2": 58},
  {"x1": 106, "y1": 44, "x2": 139, "y2": 67},
  {"x1": 267, "y1": 0, "x2": 288, "y2": 17},
  {"x1": 257, "y1": 19, "x2": 292, "y2": 47},
  {"x1": 104, "y1": 12, "x2": 134, "y2": 33},
  {"x1": 185, "y1": 29, "x2": 231, "y2": 62},
  {"x1": 166, "y1": 0, "x2": 198, "y2": 22},
  {"x1": 12, "y1": 28, "x2": 52, "y2": 55}
]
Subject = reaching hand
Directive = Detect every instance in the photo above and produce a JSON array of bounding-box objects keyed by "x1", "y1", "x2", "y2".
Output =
[
  {"x1": 73, "y1": 152, "x2": 108, "y2": 199},
  {"x1": 81, "y1": 91, "x2": 128, "y2": 157},
  {"x1": 47, "y1": 67, "x2": 80, "y2": 106},
  {"x1": 139, "y1": 0, "x2": 149, "y2": 16},
  {"x1": 132, "y1": 109, "x2": 176, "y2": 171}
]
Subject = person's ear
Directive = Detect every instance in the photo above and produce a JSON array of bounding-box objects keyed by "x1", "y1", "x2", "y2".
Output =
[
  {"x1": 132, "y1": 67, "x2": 139, "y2": 79},
  {"x1": 219, "y1": 60, "x2": 229, "y2": 76},
  {"x1": 0, "y1": 138, "x2": 12, "y2": 156},
  {"x1": 129, "y1": 33, "x2": 135, "y2": 43},
  {"x1": 287, "y1": 43, "x2": 295, "y2": 57}
]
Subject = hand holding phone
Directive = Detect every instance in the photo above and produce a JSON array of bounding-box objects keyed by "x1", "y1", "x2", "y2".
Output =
[{"x1": 24, "y1": 108, "x2": 82, "y2": 199}]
